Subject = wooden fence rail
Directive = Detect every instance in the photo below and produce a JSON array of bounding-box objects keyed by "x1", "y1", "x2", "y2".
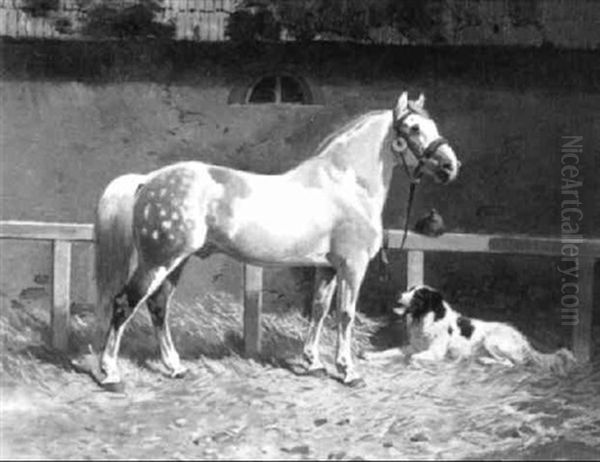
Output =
[{"x1": 1, "y1": 220, "x2": 599, "y2": 361}]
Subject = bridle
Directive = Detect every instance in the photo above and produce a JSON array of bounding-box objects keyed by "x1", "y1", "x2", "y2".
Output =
[
  {"x1": 391, "y1": 108, "x2": 450, "y2": 184},
  {"x1": 379, "y1": 108, "x2": 450, "y2": 282}
]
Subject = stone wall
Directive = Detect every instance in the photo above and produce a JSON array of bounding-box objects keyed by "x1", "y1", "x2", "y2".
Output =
[{"x1": 1, "y1": 40, "x2": 598, "y2": 317}]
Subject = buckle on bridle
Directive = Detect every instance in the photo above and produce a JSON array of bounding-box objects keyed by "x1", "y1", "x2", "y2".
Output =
[{"x1": 391, "y1": 111, "x2": 423, "y2": 183}]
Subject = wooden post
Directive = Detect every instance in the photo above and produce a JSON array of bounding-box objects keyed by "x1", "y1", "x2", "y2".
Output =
[
  {"x1": 243, "y1": 264, "x2": 263, "y2": 358},
  {"x1": 406, "y1": 250, "x2": 425, "y2": 288},
  {"x1": 51, "y1": 240, "x2": 72, "y2": 351},
  {"x1": 573, "y1": 257, "x2": 595, "y2": 362}
]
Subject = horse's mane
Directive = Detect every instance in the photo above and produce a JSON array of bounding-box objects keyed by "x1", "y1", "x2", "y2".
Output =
[
  {"x1": 313, "y1": 102, "x2": 428, "y2": 159},
  {"x1": 313, "y1": 110, "x2": 388, "y2": 158},
  {"x1": 293, "y1": 102, "x2": 427, "y2": 172}
]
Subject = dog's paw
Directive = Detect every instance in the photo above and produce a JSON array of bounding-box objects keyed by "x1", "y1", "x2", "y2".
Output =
[
  {"x1": 360, "y1": 348, "x2": 406, "y2": 362},
  {"x1": 408, "y1": 357, "x2": 424, "y2": 369},
  {"x1": 360, "y1": 350, "x2": 383, "y2": 361},
  {"x1": 409, "y1": 352, "x2": 441, "y2": 369}
]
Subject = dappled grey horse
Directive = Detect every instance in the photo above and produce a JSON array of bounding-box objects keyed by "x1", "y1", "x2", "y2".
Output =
[{"x1": 94, "y1": 91, "x2": 460, "y2": 388}]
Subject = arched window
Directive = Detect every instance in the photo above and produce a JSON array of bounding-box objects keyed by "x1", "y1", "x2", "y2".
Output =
[
  {"x1": 228, "y1": 73, "x2": 323, "y2": 105},
  {"x1": 247, "y1": 75, "x2": 306, "y2": 104}
]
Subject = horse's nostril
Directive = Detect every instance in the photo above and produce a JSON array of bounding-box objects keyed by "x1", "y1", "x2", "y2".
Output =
[
  {"x1": 441, "y1": 162, "x2": 453, "y2": 171},
  {"x1": 437, "y1": 171, "x2": 450, "y2": 183}
]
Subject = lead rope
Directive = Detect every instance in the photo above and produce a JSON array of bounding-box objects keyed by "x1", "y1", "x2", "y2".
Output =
[
  {"x1": 398, "y1": 138, "x2": 420, "y2": 255},
  {"x1": 400, "y1": 180, "x2": 417, "y2": 251},
  {"x1": 379, "y1": 152, "x2": 419, "y2": 282}
]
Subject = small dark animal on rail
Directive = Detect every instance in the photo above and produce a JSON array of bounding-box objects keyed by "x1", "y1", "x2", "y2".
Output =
[{"x1": 414, "y1": 208, "x2": 445, "y2": 237}]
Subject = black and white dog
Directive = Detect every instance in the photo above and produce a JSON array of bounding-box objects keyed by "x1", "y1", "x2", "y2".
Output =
[{"x1": 364, "y1": 285, "x2": 576, "y2": 374}]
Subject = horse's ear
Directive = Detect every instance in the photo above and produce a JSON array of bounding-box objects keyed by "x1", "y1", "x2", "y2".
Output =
[
  {"x1": 415, "y1": 93, "x2": 426, "y2": 110},
  {"x1": 396, "y1": 92, "x2": 408, "y2": 114}
]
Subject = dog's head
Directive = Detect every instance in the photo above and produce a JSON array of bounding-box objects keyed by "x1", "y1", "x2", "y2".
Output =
[{"x1": 393, "y1": 285, "x2": 447, "y2": 323}]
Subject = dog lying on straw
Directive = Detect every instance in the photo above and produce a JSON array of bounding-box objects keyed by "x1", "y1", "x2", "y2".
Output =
[{"x1": 364, "y1": 285, "x2": 576, "y2": 374}]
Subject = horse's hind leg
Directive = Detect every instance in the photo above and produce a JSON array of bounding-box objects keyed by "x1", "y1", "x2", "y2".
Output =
[
  {"x1": 146, "y1": 262, "x2": 187, "y2": 378},
  {"x1": 302, "y1": 267, "x2": 337, "y2": 373},
  {"x1": 100, "y1": 263, "x2": 173, "y2": 385}
]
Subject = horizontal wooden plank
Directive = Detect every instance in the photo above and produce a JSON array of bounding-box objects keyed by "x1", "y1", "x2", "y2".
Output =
[
  {"x1": 2, "y1": 220, "x2": 600, "y2": 258},
  {"x1": 0, "y1": 220, "x2": 94, "y2": 241},
  {"x1": 385, "y1": 230, "x2": 600, "y2": 257}
]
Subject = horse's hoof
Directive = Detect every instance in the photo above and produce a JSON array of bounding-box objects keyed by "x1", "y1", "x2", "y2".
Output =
[
  {"x1": 344, "y1": 377, "x2": 366, "y2": 389},
  {"x1": 358, "y1": 350, "x2": 375, "y2": 361},
  {"x1": 101, "y1": 381, "x2": 126, "y2": 393},
  {"x1": 306, "y1": 367, "x2": 327, "y2": 378},
  {"x1": 170, "y1": 368, "x2": 188, "y2": 379}
]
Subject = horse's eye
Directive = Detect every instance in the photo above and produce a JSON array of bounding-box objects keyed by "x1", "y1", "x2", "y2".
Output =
[{"x1": 410, "y1": 124, "x2": 420, "y2": 133}]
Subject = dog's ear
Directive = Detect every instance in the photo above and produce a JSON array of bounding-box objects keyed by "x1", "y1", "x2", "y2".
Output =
[
  {"x1": 424, "y1": 289, "x2": 446, "y2": 321},
  {"x1": 406, "y1": 288, "x2": 430, "y2": 321},
  {"x1": 413, "y1": 288, "x2": 446, "y2": 321}
]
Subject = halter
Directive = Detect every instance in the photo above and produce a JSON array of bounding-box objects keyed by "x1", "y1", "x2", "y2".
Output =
[
  {"x1": 378, "y1": 108, "x2": 450, "y2": 283},
  {"x1": 392, "y1": 108, "x2": 450, "y2": 184}
]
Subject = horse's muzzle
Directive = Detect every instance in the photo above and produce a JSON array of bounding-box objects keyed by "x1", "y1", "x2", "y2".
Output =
[
  {"x1": 433, "y1": 145, "x2": 460, "y2": 184},
  {"x1": 436, "y1": 169, "x2": 451, "y2": 184}
]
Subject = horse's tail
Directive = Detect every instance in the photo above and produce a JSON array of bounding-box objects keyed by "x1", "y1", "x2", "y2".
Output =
[
  {"x1": 95, "y1": 173, "x2": 146, "y2": 328},
  {"x1": 528, "y1": 346, "x2": 577, "y2": 376}
]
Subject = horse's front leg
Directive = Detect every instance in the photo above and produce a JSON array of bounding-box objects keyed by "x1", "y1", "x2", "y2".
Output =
[
  {"x1": 303, "y1": 267, "x2": 337, "y2": 374},
  {"x1": 335, "y1": 253, "x2": 369, "y2": 387}
]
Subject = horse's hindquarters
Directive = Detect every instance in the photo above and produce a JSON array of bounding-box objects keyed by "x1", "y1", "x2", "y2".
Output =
[{"x1": 133, "y1": 163, "x2": 212, "y2": 267}]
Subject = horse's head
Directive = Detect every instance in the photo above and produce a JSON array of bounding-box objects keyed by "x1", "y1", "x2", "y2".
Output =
[{"x1": 391, "y1": 92, "x2": 460, "y2": 184}]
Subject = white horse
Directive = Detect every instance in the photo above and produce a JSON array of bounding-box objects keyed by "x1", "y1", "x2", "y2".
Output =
[{"x1": 94, "y1": 91, "x2": 461, "y2": 388}]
